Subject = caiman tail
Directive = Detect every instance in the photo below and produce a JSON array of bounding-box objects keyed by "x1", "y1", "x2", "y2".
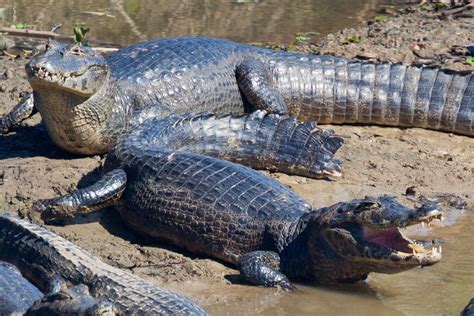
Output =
[
  {"x1": 117, "y1": 111, "x2": 343, "y2": 179},
  {"x1": 0, "y1": 213, "x2": 208, "y2": 315},
  {"x1": 270, "y1": 54, "x2": 473, "y2": 136}
]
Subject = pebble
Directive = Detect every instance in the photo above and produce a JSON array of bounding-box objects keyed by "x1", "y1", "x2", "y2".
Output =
[
  {"x1": 3, "y1": 69, "x2": 13, "y2": 79},
  {"x1": 405, "y1": 186, "x2": 417, "y2": 197}
]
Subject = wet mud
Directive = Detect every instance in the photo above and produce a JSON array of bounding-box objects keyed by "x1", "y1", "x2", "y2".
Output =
[{"x1": 0, "y1": 3, "x2": 473, "y2": 315}]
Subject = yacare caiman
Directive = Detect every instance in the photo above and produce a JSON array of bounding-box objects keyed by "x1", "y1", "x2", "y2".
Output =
[
  {"x1": 0, "y1": 213, "x2": 208, "y2": 315},
  {"x1": 0, "y1": 36, "x2": 472, "y2": 157},
  {"x1": 32, "y1": 112, "x2": 445, "y2": 288},
  {"x1": 0, "y1": 259, "x2": 117, "y2": 315}
]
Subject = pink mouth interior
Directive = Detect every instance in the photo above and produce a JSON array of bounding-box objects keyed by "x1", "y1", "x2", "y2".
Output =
[{"x1": 362, "y1": 226, "x2": 412, "y2": 252}]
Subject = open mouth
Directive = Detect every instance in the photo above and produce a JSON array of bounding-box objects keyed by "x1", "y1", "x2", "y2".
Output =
[{"x1": 360, "y1": 211, "x2": 444, "y2": 266}]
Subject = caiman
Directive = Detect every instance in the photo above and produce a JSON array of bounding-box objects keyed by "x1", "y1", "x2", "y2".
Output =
[
  {"x1": 34, "y1": 112, "x2": 444, "y2": 288},
  {"x1": 0, "y1": 36, "x2": 472, "y2": 157},
  {"x1": 0, "y1": 213, "x2": 208, "y2": 315},
  {"x1": 462, "y1": 298, "x2": 474, "y2": 316},
  {"x1": 0, "y1": 260, "x2": 42, "y2": 314},
  {"x1": 0, "y1": 36, "x2": 464, "y2": 287},
  {"x1": 0, "y1": 261, "x2": 117, "y2": 316}
]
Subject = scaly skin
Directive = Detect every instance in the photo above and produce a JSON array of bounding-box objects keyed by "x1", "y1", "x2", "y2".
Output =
[
  {"x1": 0, "y1": 214, "x2": 208, "y2": 315},
  {"x1": 36, "y1": 113, "x2": 445, "y2": 287},
  {"x1": 462, "y1": 298, "x2": 474, "y2": 316},
  {"x1": 1, "y1": 36, "x2": 461, "y2": 289},
  {"x1": 0, "y1": 260, "x2": 116, "y2": 315},
  {"x1": 1, "y1": 36, "x2": 469, "y2": 155},
  {"x1": 0, "y1": 261, "x2": 43, "y2": 314},
  {"x1": 107, "y1": 111, "x2": 344, "y2": 178}
]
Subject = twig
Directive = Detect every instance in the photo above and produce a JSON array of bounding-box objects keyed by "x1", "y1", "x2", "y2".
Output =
[
  {"x1": 2, "y1": 50, "x2": 17, "y2": 58},
  {"x1": 49, "y1": 23, "x2": 62, "y2": 33},
  {"x1": 91, "y1": 47, "x2": 119, "y2": 53},
  {"x1": 0, "y1": 27, "x2": 120, "y2": 48},
  {"x1": 442, "y1": 3, "x2": 474, "y2": 15}
]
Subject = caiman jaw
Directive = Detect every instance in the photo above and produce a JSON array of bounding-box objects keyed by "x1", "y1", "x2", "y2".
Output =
[
  {"x1": 323, "y1": 169, "x2": 342, "y2": 179},
  {"x1": 28, "y1": 65, "x2": 103, "y2": 83},
  {"x1": 360, "y1": 211, "x2": 444, "y2": 266}
]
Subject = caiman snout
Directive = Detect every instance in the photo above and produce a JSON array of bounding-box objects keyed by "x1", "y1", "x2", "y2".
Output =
[
  {"x1": 25, "y1": 41, "x2": 108, "y2": 97},
  {"x1": 26, "y1": 62, "x2": 62, "y2": 82},
  {"x1": 317, "y1": 195, "x2": 444, "y2": 276}
]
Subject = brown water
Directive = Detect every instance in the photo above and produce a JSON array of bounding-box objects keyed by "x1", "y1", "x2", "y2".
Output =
[
  {"x1": 0, "y1": 1, "x2": 472, "y2": 316},
  {"x1": 200, "y1": 212, "x2": 474, "y2": 316},
  {"x1": 0, "y1": 0, "x2": 393, "y2": 45}
]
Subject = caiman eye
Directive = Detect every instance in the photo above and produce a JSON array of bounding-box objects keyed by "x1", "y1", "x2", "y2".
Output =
[
  {"x1": 353, "y1": 201, "x2": 380, "y2": 213},
  {"x1": 68, "y1": 45, "x2": 87, "y2": 56},
  {"x1": 31, "y1": 44, "x2": 47, "y2": 57},
  {"x1": 45, "y1": 39, "x2": 59, "y2": 51}
]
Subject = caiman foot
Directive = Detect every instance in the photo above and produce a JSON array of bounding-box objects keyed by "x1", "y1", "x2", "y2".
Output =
[
  {"x1": 238, "y1": 251, "x2": 295, "y2": 290},
  {"x1": 236, "y1": 59, "x2": 288, "y2": 114},
  {"x1": 33, "y1": 195, "x2": 85, "y2": 221},
  {"x1": 26, "y1": 275, "x2": 117, "y2": 315},
  {"x1": 32, "y1": 169, "x2": 127, "y2": 222},
  {"x1": 1, "y1": 92, "x2": 36, "y2": 134}
]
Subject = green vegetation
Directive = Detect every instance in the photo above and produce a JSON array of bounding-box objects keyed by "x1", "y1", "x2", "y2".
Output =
[
  {"x1": 10, "y1": 22, "x2": 29, "y2": 29},
  {"x1": 466, "y1": 57, "x2": 474, "y2": 67},
  {"x1": 124, "y1": 0, "x2": 141, "y2": 15},
  {"x1": 294, "y1": 31, "x2": 319, "y2": 43},
  {"x1": 420, "y1": 3, "x2": 430, "y2": 10},
  {"x1": 434, "y1": 1, "x2": 447, "y2": 7},
  {"x1": 73, "y1": 25, "x2": 90, "y2": 46},
  {"x1": 295, "y1": 33, "x2": 310, "y2": 43},
  {"x1": 340, "y1": 35, "x2": 361, "y2": 45},
  {"x1": 374, "y1": 15, "x2": 386, "y2": 22}
]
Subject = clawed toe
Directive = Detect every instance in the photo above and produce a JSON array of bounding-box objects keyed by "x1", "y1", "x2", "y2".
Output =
[{"x1": 32, "y1": 199, "x2": 74, "y2": 221}]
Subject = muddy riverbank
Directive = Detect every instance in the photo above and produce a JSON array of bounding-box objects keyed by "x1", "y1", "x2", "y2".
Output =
[{"x1": 0, "y1": 3, "x2": 473, "y2": 315}]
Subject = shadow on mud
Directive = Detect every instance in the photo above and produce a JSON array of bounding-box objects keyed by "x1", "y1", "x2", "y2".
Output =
[{"x1": 0, "y1": 124, "x2": 76, "y2": 160}]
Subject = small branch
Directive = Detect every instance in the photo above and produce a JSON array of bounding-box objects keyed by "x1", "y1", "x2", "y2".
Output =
[
  {"x1": 49, "y1": 23, "x2": 63, "y2": 33},
  {"x1": 90, "y1": 47, "x2": 119, "y2": 53},
  {"x1": 110, "y1": 0, "x2": 146, "y2": 40},
  {"x1": 0, "y1": 27, "x2": 120, "y2": 48},
  {"x1": 442, "y1": 3, "x2": 474, "y2": 15}
]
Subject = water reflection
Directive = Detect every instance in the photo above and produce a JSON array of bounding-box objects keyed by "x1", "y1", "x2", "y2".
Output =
[
  {"x1": 0, "y1": 0, "x2": 389, "y2": 45},
  {"x1": 206, "y1": 212, "x2": 473, "y2": 315},
  {"x1": 205, "y1": 280, "x2": 403, "y2": 316}
]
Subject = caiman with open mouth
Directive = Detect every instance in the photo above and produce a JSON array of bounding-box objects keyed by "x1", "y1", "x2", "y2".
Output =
[{"x1": 33, "y1": 112, "x2": 444, "y2": 288}]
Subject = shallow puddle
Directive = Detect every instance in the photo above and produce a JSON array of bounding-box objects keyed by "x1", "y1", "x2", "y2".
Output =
[{"x1": 204, "y1": 212, "x2": 473, "y2": 315}]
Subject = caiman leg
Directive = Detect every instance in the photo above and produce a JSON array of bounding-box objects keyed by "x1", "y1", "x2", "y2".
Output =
[
  {"x1": 33, "y1": 169, "x2": 126, "y2": 221},
  {"x1": 238, "y1": 251, "x2": 294, "y2": 290},
  {"x1": 27, "y1": 275, "x2": 118, "y2": 315},
  {"x1": 236, "y1": 59, "x2": 288, "y2": 114},
  {"x1": 0, "y1": 93, "x2": 36, "y2": 133}
]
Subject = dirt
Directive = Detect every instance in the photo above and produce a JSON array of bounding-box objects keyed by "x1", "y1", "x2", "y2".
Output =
[
  {"x1": 270, "y1": 3, "x2": 474, "y2": 72},
  {"x1": 0, "y1": 3, "x2": 473, "y2": 314}
]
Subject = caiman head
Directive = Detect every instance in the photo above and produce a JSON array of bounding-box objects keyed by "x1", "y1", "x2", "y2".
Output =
[
  {"x1": 24, "y1": 40, "x2": 117, "y2": 155},
  {"x1": 303, "y1": 195, "x2": 443, "y2": 283},
  {"x1": 26, "y1": 40, "x2": 108, "y2": 98}
]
